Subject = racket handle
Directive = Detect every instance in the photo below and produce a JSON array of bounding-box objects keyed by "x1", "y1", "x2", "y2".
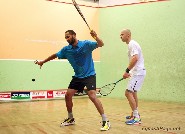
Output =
[
  {"x1": 90, "y1": 29, "x2": 97, "y2": 40},
  {"x1": 115, "y1": 78, "x2": 124, "y2": 83},
  {"x1": 34, "y1": 60, "x2": 38, "y2": 64},
  {"x1": 93, "y1": 36, "x2": 97, "y2": 40}
]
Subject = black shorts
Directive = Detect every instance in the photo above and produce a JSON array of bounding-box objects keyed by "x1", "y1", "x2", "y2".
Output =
[{"x1": 68, "y1": 75, "x2": 96, "y2": 92}]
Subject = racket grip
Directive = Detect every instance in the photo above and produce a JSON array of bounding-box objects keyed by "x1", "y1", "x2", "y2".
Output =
[
  {"x1": 93, "y1": 36, "x2": 97, "y2": 40},
  {"x1": 90, "y1": 29, "x2": 97, "y2": 40},
  {"x1": 34, "y1": 60, "x2": 38, "y2": 64}
]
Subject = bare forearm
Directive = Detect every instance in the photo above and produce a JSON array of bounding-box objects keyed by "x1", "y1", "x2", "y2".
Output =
[
  {"x1": 123, "y1": 55, "x2": 138, "y2": 79},
  {"x1": 95, "y1": 36, "x2": 104, "y2": 47},
  {"x1": 90, "y1": 30, "x2": 104, "y2": 47},
  {"x1": 35, "y1": 54, "x2": 57, "y2": 69},
  {"x1": 127, "y1": 55, "x2": 138, "y2": 70},
  {"x1": 43, "y1": 54, "x2": 57, "y2": 63}
]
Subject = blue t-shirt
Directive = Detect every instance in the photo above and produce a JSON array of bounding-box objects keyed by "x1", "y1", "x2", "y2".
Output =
[{"x1": 56, "y1": 40, "x2": 97, "y2": 78}]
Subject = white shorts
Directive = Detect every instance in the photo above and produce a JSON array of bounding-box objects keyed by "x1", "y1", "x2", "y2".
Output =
[{"x1": 127, "y1": 75, "x2": 145, "y2": 92}]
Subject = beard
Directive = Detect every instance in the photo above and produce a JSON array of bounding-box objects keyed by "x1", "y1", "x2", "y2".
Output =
[{"x1": 68, "y1": 37, "x2": 75, "y2": 45}]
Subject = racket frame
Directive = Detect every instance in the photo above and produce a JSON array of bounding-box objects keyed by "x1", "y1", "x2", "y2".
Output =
[
  {"x1": 72, "y1": 0, "x2": 91, "y2": 31},
  {"x1": 99, "y1": 78, "x2": 124, "y2": 96}
]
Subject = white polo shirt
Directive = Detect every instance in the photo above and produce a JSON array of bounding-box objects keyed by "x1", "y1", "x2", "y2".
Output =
[{"x1": 127, "y1": 40, "x2": 146, "y2": 75}]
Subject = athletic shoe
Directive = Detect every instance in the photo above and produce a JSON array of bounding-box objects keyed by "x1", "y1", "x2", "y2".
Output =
[
  {"x1": 125, "y1": 117, "x2": 141, "y2": 125},
  {"x1": 78, "y1": 92, "x2": 84, "y2": 96},
  {"x1": 126, "y1": 112, "x2": 140, "y2": 120},
  {"x1": 126, "y1": 115, "x2": 133, "y2": 120},
  {"x1": 60, "y1": 118, "x2": 75, "y2": 126},
  {"x1": 100, "y1": 121, "x2": 111, "y2": 131}
]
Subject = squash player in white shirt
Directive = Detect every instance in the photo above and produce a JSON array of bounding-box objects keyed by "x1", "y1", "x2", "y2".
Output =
[{"x1": 120, "y1": 29, "x2": 146, "y2": 125}]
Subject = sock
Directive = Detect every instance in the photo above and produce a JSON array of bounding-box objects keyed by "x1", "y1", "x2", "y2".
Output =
[
  {"x1": 133, "y1": 110, "x2": 139, "y2": 118},
  {"x1": 101, "y1": 114, "x2": 107, "y2": 121},
  {"x1": 68, "y1": 112, "x2": 73, "y2": 119}
]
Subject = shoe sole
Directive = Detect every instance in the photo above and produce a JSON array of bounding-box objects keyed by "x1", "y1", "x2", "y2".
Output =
[
  {"x1": 125, "y1": 121, "x2": 141, "y2": 125},
  {"x1": 100, "y1": 126, "x2": 110, "y2": 131},
  {"x1": 60, "y1": 122, "x2": 75, "y2": 127},
  {"x1": 100, "y1": 124, "x2": 111, "y2": 131}
]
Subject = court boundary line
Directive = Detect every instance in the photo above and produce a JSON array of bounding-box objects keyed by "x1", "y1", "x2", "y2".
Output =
[
  {"x1": 0, "y1": 59, "x2": 100, "y2": 62},
  {"x1": 47, "y1": 0, "x2": 170, "y2": 8}
]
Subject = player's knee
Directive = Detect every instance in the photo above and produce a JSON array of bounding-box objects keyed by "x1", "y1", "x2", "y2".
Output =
[
  {"x1": 65, "y1": 92, "x2": 73, "y2": 99},
  {"x1": 88, "y1": 92, "x2": 96, "y2": 101},
  {"x1": 89, "y1": 94, "x2": 96, "y2": 101},
  {"x1": 125, "y1": 89, "x2": 131, "y2": 97}
]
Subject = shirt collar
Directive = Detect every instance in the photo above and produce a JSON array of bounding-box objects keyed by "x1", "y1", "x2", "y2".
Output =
[{"x1": 68, "y1": 40, "x2": 81, "y2": 49}]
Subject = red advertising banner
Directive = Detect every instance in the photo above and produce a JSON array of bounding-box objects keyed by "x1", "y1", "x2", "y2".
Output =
[
  {"x1": 47, "y1": 91, "x2": 53, "y2": 98},
  {"x1": 0, "y1": 93, "x2": 11, "y2": 100},
  {"x1": 0, "y1": 89, "x2": 68, "y2": 102}
]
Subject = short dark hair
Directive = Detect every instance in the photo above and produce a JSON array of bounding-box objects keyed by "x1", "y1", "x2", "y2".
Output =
[{"x1": 65, "y1": 30, "x2": 76, "y2": 35}]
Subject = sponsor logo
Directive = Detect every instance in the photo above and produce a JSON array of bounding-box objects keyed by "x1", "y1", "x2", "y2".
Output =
[
  {"x1": 11, "y1": 92, "x2": 30, "y2": 99},
  {"x1": 0, "y1": 93, "x2": 11, "y2": 100},
  {"x1": 47, "y1": 91, "x2": 53, "y2": 98},
  {"x1": 0, "y1": 93, "x2": 11, "y2": 98},
  {"x1": 31, "y1": 91, "x2": 46, "y2": 99},
  {"x1": 53, "y1": 90, "x2": 67, "y2": 98}
]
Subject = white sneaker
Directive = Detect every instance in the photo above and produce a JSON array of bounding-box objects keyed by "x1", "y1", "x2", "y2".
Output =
[
  {"x1": 78, "y1": 92, "x2": 83, "y2": 96},
  {"x1": 60, "y1": 118, "x2": 75, "y2": 126},
  {"x1": 100, "y1": 121, "x2": 111, "y2": 131}
]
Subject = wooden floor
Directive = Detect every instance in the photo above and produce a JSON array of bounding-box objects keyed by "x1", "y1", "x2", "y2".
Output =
[{"x1": 0, "y1": 97, "x2": 184, "y2": 134}]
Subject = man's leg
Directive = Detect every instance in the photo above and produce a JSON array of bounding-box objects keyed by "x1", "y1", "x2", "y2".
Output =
[
  {"x1": 125, "y1": 90, "x2": 141, "y2": 125},
  {"x1": 60, "y1": 89, "x2": 76, "y2": 126},
  {"x1": 87, "y1": 90, "x2": 104, "y2": 115},
  {"x1": 133, "y1": 92, "x2": 138, "y2": 109},
  {"x1": 125, "y1": 90, "x2": 137, "y2": 112},
  {"x1": 65, "y1": 89, "x2": 77, "y2": 116},
  {"x1": 87, "y1": 90, "x2": 110, "y2": 131}
]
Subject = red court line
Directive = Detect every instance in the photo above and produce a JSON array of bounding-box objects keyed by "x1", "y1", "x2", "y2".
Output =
[{"x1": 46, "y1": 0, "x2": 170, "y2": 8}]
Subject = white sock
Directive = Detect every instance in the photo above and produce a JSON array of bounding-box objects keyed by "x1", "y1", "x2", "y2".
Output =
[
  {"x1": 101, "y1": 114, "x2": 107, "y2": 121},
  {"x1": 68, "y1": 112, "x2": 73, "y2": 119},
  {"x1": 133, "y1": 110, "x2": 139, "y2": 118}
]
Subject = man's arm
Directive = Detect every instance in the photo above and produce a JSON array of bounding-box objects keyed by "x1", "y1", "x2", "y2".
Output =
[
  {"x1": 35, "y1": 53, "x2": 57, "y2": 69},
  {"x1": 95, "y1": 36, "x2": 104, "y2": 47},
  {"x1": 123, "y1": 54, "x2": 138, "y2": 79},
  {"x1": 127, "y1": 54, "x2": 138, "y2": 70},
  {"x1": 90, "y1": 30, "x2": 104, "y2": 47}
]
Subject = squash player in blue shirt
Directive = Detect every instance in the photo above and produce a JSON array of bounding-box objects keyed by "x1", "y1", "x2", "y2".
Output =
[{"x1": 35, "y1": 30, "x2": 110, "y2": 131}]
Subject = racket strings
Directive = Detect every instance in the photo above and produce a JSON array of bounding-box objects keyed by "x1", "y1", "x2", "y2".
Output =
[{"x1": 100, "y1": 83, "x2": 115, "y2": 95}]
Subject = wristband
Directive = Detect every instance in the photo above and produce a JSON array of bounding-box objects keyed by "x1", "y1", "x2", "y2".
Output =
[{"x1": 125, "y1": 68, "x2": 130, "y2": 73}]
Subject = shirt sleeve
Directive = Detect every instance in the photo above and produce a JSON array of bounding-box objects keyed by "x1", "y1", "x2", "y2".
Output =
[
  {"x1": 130, "y1": 43, "x2": 139, "y2": 56},
  {"x1": 85, "y1": 40, "x2": 97, "y2": 51},
  {"x1": 56, "y1": 48, "x2": 66, "y2": 59}
]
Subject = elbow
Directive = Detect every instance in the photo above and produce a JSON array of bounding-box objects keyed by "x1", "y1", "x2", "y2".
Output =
[{"x1": 99, "y1": 42, "x2": 104, "y2": 47}]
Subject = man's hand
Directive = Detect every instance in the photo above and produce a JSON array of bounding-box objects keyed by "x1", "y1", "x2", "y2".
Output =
[
  {"x1": 34, "y1": 60, "x2": 44, "y2": 69},
  {"x1": 90, "y1": 30, "x2": 97, "y2": 39},
  {"x1": 123, "y1": 72, "x2": 130, "y2": 79},
  {"x1": 90, "y1": 30, "x2": 104, "y2": 47}
]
